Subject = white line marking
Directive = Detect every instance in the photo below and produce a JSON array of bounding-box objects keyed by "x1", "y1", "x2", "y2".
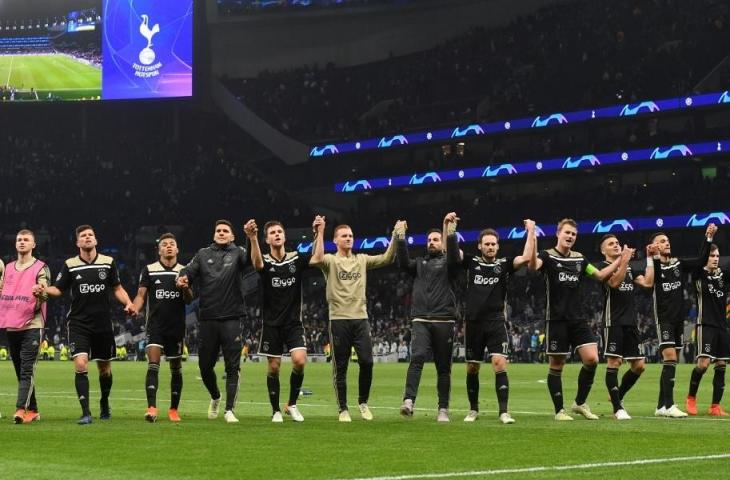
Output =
[
  {"x1": 338, "y1": 454, "x2": 730, "y2": 480},
  {"x1": 6, "y1": 55, "x2": 13, "y2": 87}
]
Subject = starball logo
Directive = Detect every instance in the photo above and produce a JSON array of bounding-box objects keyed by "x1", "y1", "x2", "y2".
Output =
[{"x1": 310, "y1": 145, "x2": 339, "y2": 157}]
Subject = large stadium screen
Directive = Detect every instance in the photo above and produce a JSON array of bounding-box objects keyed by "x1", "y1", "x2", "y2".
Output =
[{"x1": 0, "y1": 0, "x2": 193, "y2": 102}]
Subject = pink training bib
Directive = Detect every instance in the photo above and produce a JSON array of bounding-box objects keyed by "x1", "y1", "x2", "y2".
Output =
[{"x1": 0, "y1": 260, "x2": 47, "y2": 329}]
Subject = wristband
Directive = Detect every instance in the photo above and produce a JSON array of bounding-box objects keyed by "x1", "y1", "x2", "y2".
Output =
[{"x1": 646, "y1": 257, "x2": 654, "y2": 269}]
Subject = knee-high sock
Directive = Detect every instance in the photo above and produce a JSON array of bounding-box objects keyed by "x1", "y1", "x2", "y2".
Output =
[
  {"x1": 466, "y1": 371, "x2": 479, "y2": 411},
  {"x1": 575, "y1": 364, "x2": 597, "y2": 405},
  {"x1": 547, "y1": 368, "x2": 564, "y2": 413},
  {"x1": 688, "y1": 366, "x2": 705, "y2": 398},
  {"x1": 170, "y1": 365, "x2": 183, "y2": 410},
  {"x1": 661, "y1": 361, "x2": 677, "y2": 408},
  {"x1": 267, "y1": 374, "x2": 280, "y2": 413},
  {"x1": 99, "y1": 373, "x2": 112, "y2": 410},
  {"x1": 712, "y1": 365, "x2": 726, "y2": 405},
  {"x1": 289, "y1": 368, "x2": 304, "y2": 406},
  {"x1": 145, "y1": 363, "x2": 160, "y2": 408},
  {"x1": 495, "y1": 371, "x2": 509, "y2": 415},
  {"x1": 75, "y1": 372, "x2": 90, "y2": 416},
  {"x1": 606, "y1": 367, "x2": 622, "y2": 413},
  {"x1": 618, "y1": 369, "x2": 641, "y2": 400}
]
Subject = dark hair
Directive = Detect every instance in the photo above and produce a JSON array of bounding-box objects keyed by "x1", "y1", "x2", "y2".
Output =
[
  {"x1": 17, "y1": 229, "x2": 35, "y2": 239},
  {"x1": 649, "y1": 231, "x2": 667, "y2": 243},
  {"x1": 158, "y1": 233, "x2": 176, "y2": 242},
  {"x1": 600, "y1": 234, "x2": 617, "y2": 245},
  {"x1": 215, "y1": 219, "x2": 233, "y2": 231},
  {"x1": 264, "y1": 221, "x2": 284, "y2": 235},
  {"x1": 478, "y1": 228, "x2": 499, "y2": 244},
  {"x1": 710, "y1": 243, "x2": 719, "y2": 252},
  {"x1": 75, "y1": 224, "x2": 94, "y2": 238},
  {"x1": 426, "y1": 228, "x2": 442, "y2": 239}
]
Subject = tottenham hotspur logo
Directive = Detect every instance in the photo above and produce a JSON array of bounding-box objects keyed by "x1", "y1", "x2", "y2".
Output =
[{"x1": 133, "y1": 14, "x2": 163, "y2": 78}]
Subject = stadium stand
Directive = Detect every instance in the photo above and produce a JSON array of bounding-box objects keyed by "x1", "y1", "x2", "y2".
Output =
[{"x1": 222, "y1": 0, "x2": 730, "y2": 142}]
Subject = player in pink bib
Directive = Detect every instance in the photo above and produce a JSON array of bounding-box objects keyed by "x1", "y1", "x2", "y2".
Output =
[{"x1": 0, "y1": 229, "x2": 49, "y2": 424}]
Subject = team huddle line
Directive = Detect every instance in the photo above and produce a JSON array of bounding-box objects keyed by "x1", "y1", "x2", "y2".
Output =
[{"x1": 0, "y1": 216, "x2": 724, "y2": 424}]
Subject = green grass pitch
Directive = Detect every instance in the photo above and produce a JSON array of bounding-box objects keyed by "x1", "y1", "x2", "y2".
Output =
[
  {"x1": 0, "y1": 361, "x2": 728, "y2": 479},
  {"x1": 0, "y1": 55, "x2": 101, "y2": 101}
]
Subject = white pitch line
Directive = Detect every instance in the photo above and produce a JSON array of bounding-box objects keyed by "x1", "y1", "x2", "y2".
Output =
[
  {"x1": 338, "y1": 453, "x2": 730, "y2": 480},
  {"x1": 6, "y1": 55, "x2": 13, "y2": 87}
]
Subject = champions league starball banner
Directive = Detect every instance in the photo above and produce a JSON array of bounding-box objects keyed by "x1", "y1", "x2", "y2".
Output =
[{"x1": 102, "y1": 0, "x2": 193, "y2": 100}]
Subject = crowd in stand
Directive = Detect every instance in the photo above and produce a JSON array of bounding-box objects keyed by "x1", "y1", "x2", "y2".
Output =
[
  {"x1": 0, "y1": 109, "x2": 310, "y2": 353},
  {"x1": 348, "y1": 174, "x2": 730, "y2": 240},
  {"x1": 0, "y1": 113, "x2": 721, "y2": 362},
  {"x1": 223, "y1": 0, "x2": 730, "y2": 142},
  {"x1": 3, "y1": 0, "x2": 728, "y2": 362},
  {"x1": 148, "y1": 261, "x2": 702, "y2": 364},
  {"x1": 217, "y1": 0, "x2": 414, "y2": 15}
]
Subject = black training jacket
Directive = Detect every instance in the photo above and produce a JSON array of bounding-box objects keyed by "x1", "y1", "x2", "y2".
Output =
[
  {"x1": 396, "y1": 235, "x2": 459, "y2": 320},
  {"x1": 181, "y1": 242, "x2": 248, "y2": 321}
]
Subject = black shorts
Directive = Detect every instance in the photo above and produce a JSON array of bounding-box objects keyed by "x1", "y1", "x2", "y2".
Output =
[
  {"x1": 465, "y1": 318, "x2": 509, "y2": 362},
  {"x1": 146, "y1": 324, "x2": 185, "y2": 359},
  {"x1": 696, "y1": 325, "x2": 730, "y2": 361},
  {"x1": 258, "y1": 322, "x2": 306, "y2": 357},
  {"x1": 545, "y1": 319, "x2": 597, "y2": 356},
  {"x1": 656, "y1": 322, "x2": 684, "y2": 351},
  {"x1": 68, "y1": 322, "x2": 116, "y2": 361},
  {"x1": 603, "y1": 325, "x2": 644, "y2": 360}
]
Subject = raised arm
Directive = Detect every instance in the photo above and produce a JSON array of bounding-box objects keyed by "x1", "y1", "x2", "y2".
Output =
[
  {"x1": 244, "y1": 219, "x2": 264, "y2": 271},
  {"x1": 514, "y1": 219, "x2": 536, "y2": 269},
  {"x1": 443, "y1": 212, "x2": 463, "y2": 267},
  {"x1": 606, "y1": 246, "x2": 634, "y2": 288},
  {"x1": 527, "y1": 229, "x2": 543, "y2": 272},
  {"x1": 682, "y1": 223, "x2": 717, "y2": 272},
  {"x1": 395, "y1": 220, "x2": 417, "y2": 274},
  {"x1": 365, "y1": 221, "x2": 404, "y2": 270},
  {"x1": 634, "y1": 243, "x2": 658, "y2": 288},
  {"x1": 309, "y1": 215, "x2": 326, "y2": 266},
  {"x1": 634, "y1": 244, "x2": 657, "y2": 288}
]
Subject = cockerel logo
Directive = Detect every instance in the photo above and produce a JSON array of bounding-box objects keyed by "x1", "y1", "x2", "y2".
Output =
[{"x1": 139, "y1": 15, "x2": 161, "y2": 66}]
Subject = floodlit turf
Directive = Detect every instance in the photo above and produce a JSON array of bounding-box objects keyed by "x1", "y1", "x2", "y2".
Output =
[
  {"x1": 0, "y1": 55, "x2": 101, "y2": 100},
  {"x1": 0, "y1": 361, "x2": 728, "y2": 479}
]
